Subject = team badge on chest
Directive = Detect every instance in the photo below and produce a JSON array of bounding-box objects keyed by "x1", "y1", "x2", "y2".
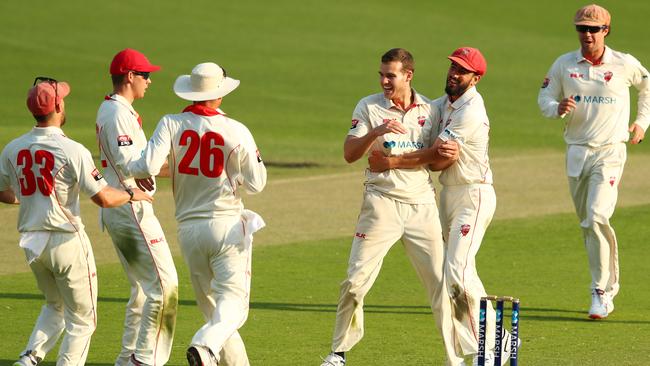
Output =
[{"x1": 417, "y1": 116, "x2": 426, "y2": 127}]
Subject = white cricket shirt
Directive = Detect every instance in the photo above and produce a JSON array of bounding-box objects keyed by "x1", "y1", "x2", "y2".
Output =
[
  {"x1": 435, "y1": 87, "x2": 493, "y2": 186},
  {"x1": 96, "y1": 94, "x2": 156, "y2": 193},
  {"x1": 348, "y1": 91, "x2": 437, "y2": 204},
  {"x1": 538, "y1": 47, "x2": 650, "y2": 147},
  {"x1": 127, "y1": 106, "x2": 267, "y2": 223},
  {"x1": 0, "y1": 126, "x2": 107, "y2": 232}
]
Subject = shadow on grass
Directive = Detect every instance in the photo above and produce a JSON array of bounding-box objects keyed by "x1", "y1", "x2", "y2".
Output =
[{"x1": 0, "y1": 293, "x2": 431, "y2": 315}]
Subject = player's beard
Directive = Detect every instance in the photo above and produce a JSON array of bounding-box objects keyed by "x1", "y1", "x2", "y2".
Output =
[{"x1": 445, "y1": 77, "x2": 471, "y2": 99}]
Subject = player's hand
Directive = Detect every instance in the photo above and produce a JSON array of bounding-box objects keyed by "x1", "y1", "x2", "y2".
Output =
[
  {"x1": 628, "y1": 123, "x2": 645, "y2": 144},
  {"x1": 135, "y1": 177, "x2": 155, "y2": 192},
  {"x1": 368, "y1": 150, "x2": 391, "y2": 172},
  {"x1": 131, "y1": 188, "x2": 154, "y2": 203},
  {"x1": 372, "y1": 119, "x2": 407, "y2": 137},
  {"x1": 558, "y1": 96, "x2": 576, "y2": 117},
  {"x1": 438, "y1": 140, "x2": 459, "y2": 161}
]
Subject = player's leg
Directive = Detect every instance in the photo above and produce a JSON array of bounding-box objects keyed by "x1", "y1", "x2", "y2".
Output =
[
  {"x1": 105, "y1": 203, "x2": 178, "y2": 365},
  {"x1": 19, "y1": 237, "x2": 66, "y2": 363},
  {"x1": 103, "y1": 207, "x2": 146, "y2": 365},
  {"x1": 583, "y1": 144, "x2": 625, "y2": 303},
  {"x1": 179, "y1": 217, "x2": 251, "y2": 363},
  {"x1": 50, "y1": 231, "x2": 98, "y2": 365},
  {"x1": 440, "y1": 185, "x2": 497, "y2": 357},
  {"x1": 330, "y1": 191, "x2": 403, "y2": 353},
  {"x1": 218, "y1": 332, "x2": 250, "y2": 366},
  {"x1": 133, "y1": 204, "x2": 179, "y2": 365},
  {"x1": 401, "y1": 202, "x2": 464, "y2": 366}
]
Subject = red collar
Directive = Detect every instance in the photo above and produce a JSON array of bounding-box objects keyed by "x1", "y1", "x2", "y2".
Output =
[{"x1": 183, "y1": 104, "x2": 222, "y2": 116}]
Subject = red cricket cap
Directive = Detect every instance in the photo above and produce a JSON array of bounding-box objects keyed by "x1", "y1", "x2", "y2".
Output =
[
  {"x1": 109, "y1": 48, "x2": 161, "y2": 75},
  {"x1": 27, "y1": 81, "x2": 71, "y2": 116},
  {"x1": 448, "y1": 47, "x2": 487, "y2": 76}
]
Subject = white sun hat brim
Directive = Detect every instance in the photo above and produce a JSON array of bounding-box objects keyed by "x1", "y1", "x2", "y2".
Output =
[
  {"x1": 174, "y1": 75, "x2": 240, "y2": 101},
  {"x1": 172, "y1": 62, "x2": 240, "y2": 101}
]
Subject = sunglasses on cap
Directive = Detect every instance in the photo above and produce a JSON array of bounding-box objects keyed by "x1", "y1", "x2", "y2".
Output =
[
  {"x1": 130, "y1": 70, "x2": 151, "y2": 80},
  {"x1": 33, "y1": 76, "x2": 59, "y2": 107},
  {"x1": 576, "y1": 24, "x2": 608, "y2": 33}
]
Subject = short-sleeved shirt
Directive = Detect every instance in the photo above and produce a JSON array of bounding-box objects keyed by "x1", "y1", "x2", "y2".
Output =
[
  {"x1": 538, "y1": 47, "x2": 650, "y2": 147},
  {"x1": 96, "y1": 94, "x2": 155, "y2": 192},
  {"x1": 348, "y1": 91, "x2": 437, "y2": 204},
  {"x1": 0, "y1": 126, "x2": 107, "y2": 232},
  {"x1": 435, "y1": 87, "x2": 493, "y2": 186},
  {"x1": 127, "y1": 107, "x2": 267, "y2": 223}
]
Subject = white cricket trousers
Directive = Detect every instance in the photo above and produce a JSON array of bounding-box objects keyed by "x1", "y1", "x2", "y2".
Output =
[
  {"x1": 102, "y1": 201, "x2": 178, "y2": 366},
  {"x1": 566, "y1": 143, "x2": 626, "y2": 298},
  {"x1": 439, "y1": 184, "x2": 497, "y2": 357},
  {"x1": 178, "y1": 216, "x2": 255, "y2": 366},
  {"x1": 21, "y1": 230, "x2": 97, "y2": 366},
  {"x1": 331, "y1": 191, "x2": 460, "y2": 365}
]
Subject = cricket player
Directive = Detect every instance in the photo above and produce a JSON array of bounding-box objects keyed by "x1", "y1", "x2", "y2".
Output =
[
  {"x1": 368, "y1": 47, "x2": 516, "y2": 365},
  {"x1": 96, "y1": 48, "x2": 178, "y2": 365},
  {"x1": 320, "y1": 48, "x2": 463, "y2": 366},
  {"x1": 538, "y1": 4, "x2": 650, "y2": 319},
  {"x1": 126, "y1": 62, "x2": 267, "y2": 366},
  {"x1": 1, "y1": 78, "x2": 152, "y2": 366}
]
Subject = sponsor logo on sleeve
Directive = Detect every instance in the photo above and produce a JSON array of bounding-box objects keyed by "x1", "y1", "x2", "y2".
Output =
[
  {"x1": 350, "y1": 119, "x2": 359, "y2": 129},
  {"x1": 443, "y1": 128, "x2": 461, "y2": 141},
  {"x1": 256, "y1": 149, "x2": 263, "y2": 163},
  {"x1": 117, "y1": 135, "x2": 133, "y2": 147},
  {"x1": 91, "y1": 168, "x2": 104, "y2": 181},
  {"x1": 541, "y1": 77, "x2": 550, "y2": 88}
]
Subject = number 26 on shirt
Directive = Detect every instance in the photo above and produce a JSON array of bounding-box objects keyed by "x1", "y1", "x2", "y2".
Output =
[{"x1": 178, "y1": 130, "x2": 225, "y2": 178}]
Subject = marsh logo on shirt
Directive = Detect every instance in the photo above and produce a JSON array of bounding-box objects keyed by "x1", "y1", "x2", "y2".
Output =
[
  {"x1": 117, "y1": 135, "x2": 133, "y2": 146},
  {"x1": 91, "y1": 168, "x2": 104, "y2": 181},
  {"x1": 417, "y1": 116, "x2": 426, "y2": 127},
  {"x1": 383, "y1": 140, "x2": 424, "y2": 149},
  {"x1": 350, "y1": 119, "x2": 359, "y2": 129},
  {"x1": 572, "y1": 95, "x2": 616, "y2": 104}
]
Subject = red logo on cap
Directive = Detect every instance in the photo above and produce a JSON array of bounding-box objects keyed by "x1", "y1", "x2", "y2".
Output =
[{"x1": 460, "y1": 224, "x2": 471, "y2": 236}]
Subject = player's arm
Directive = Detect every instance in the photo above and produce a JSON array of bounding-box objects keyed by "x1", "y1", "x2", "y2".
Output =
[
  {"x1": 538, "y1": 58, "x2": 572, "y2": 118},
  {"x1": 237, "y1": 125, "x2": 267, "y2": 194},
  {"x1": 0, "y1": 188, "x2": 18, "y2": 204},
  {"x1": 628, "y1": 57, "x2": 650, "y2": 144},
  {"x1": 91, "y1": 186, "x2": 153, "y2": 208},
  {"x1": 344, "y1": 120, "x2": 407, "y2": 163},
  {"x1": 127, "y1": 117, "x2": 172, "y2": 178},
  {"x1": 368, "y1": 139, "x2": 459, "y2": 172},
  {"x1": 99, "y1": 111, "x2": 143, "y2": 179}
]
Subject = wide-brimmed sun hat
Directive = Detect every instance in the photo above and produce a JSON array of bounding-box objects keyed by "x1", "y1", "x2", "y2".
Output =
[{"x1": 173, "y1": 62, "x2": 240, "y2": 101}]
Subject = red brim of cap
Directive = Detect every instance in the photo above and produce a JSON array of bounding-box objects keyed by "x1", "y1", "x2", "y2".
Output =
[
  {"x1": 448, "y1": 56, "x2": 480, "y2": 74},
  {"x1": 57, "y1": 81, "x2": 71, "y2": 99},
  {"x1": 138, "y1": 64, "x2": 162, "y2": 72}
]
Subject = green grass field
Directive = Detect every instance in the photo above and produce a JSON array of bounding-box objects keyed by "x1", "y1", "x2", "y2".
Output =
[{"x1": 2, "y1": 0, "x2": 650, "y2": 365}]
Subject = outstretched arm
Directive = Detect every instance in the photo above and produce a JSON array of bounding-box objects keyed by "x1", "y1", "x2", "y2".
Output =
[
  {"x1": 368, "y1": 138, "x2": 459, "y2": 172},
  {"x1": 91, "y1": 186, "x2": 153, "y2": 208}
]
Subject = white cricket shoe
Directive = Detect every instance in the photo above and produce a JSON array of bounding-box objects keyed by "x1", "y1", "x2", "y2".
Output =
[
  {"x1": 589, "y1": 289, "x2": 613, "y2": 319},
  {"x1": 13, "y1": 353, "x2": 40, "y2": 366},
  {"x1": 320, "y1": 352, "x2": 346, "y2": 366},
  {"x1": 187, "y1": 345, "x2": 219, "y2": 366}
]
